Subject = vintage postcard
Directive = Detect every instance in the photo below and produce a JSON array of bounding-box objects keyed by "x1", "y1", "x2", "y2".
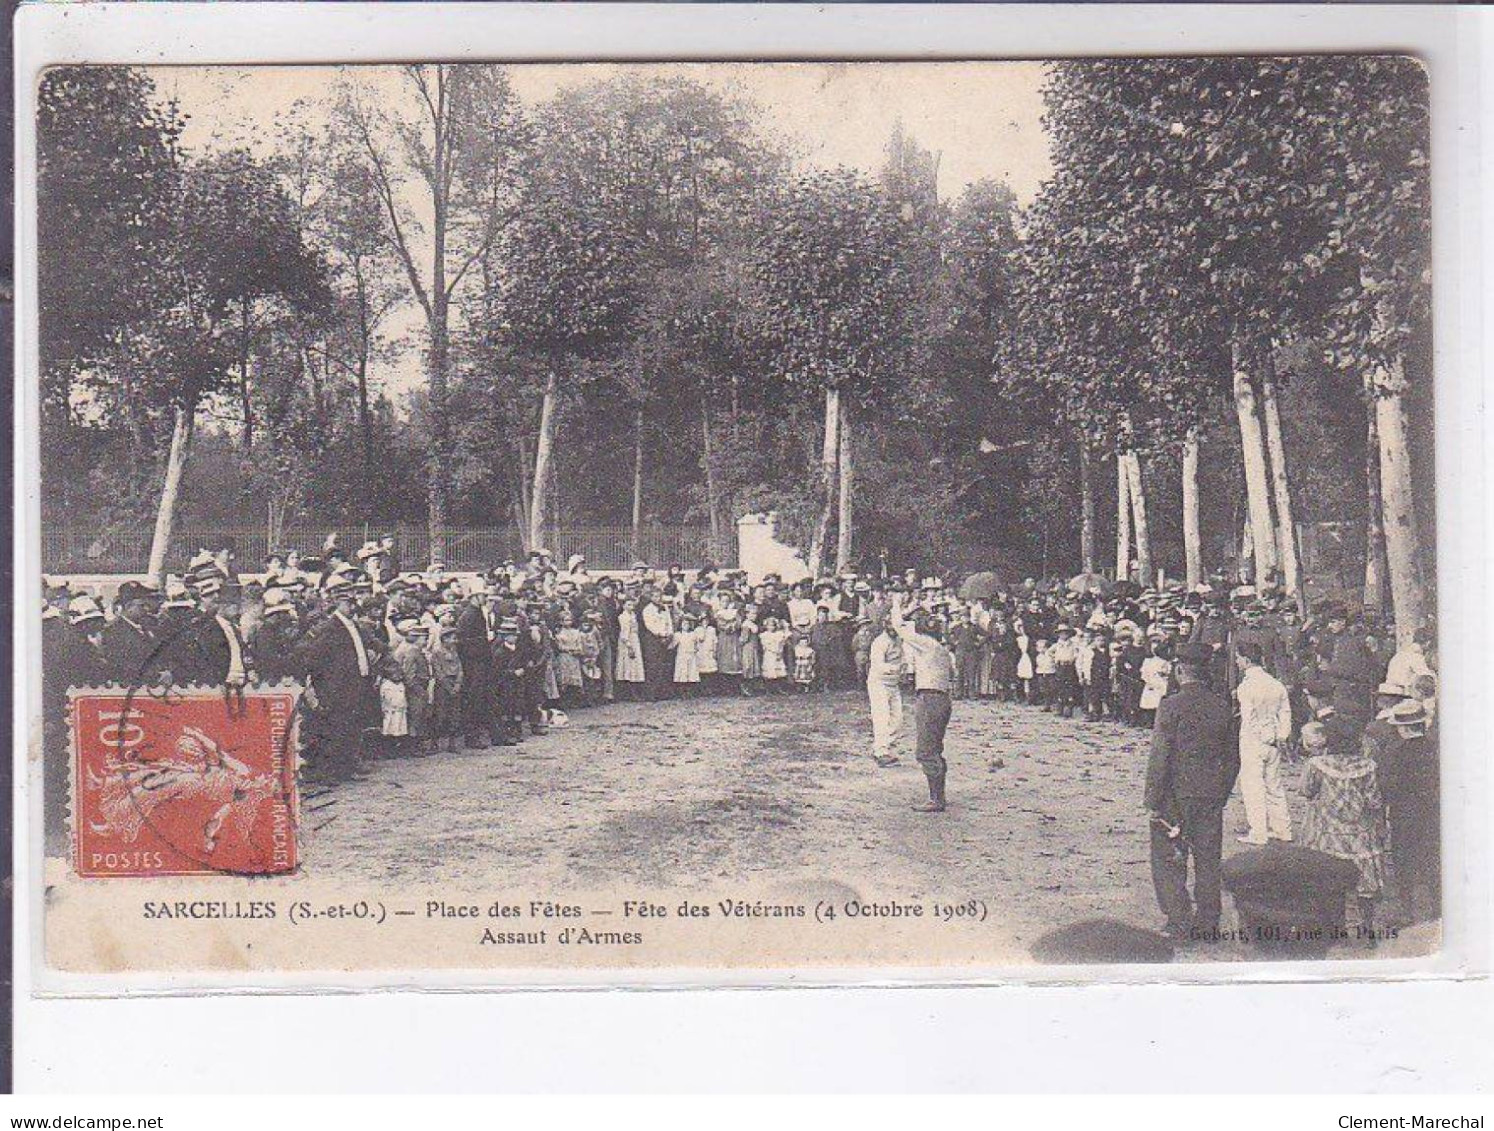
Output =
[{"x1": 23, "y1": 54, "x2": 1449, "y2": 985}]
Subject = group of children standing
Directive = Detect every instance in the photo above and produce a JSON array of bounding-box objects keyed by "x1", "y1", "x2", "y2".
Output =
[{"x1": 943, "y1": 612, "x2": 1177, "y2": 727}]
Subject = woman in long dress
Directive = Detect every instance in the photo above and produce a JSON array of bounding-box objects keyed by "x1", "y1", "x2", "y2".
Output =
[{"x1": 1298, "y1": 719, "x2": 1390, "y2": 937}]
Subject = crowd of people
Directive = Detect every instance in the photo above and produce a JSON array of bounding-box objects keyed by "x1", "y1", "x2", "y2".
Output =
[{"x1": 41, "y1": 536, "x2": 1440, "y2": 939}]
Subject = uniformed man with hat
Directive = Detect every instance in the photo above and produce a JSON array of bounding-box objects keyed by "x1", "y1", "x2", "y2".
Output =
[
  {"x1": 103, "y1": 580, "x2": 162, "y2": 686},
  {"x1": 296, "y1": 572, "x2": 378, "y2": 783},
  {"x1": 1144, "y1": 640, "x2": 1238, "y2": 940}
]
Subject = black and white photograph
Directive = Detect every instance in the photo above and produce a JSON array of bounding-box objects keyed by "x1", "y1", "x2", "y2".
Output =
[{"x1": 27, "y1": 52, "x2": 1444, "y2": 976}]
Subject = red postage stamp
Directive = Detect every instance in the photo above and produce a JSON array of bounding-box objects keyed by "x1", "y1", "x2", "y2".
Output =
[{"x1": 70, "y1": 687, "x2": 300, "y2": 878}]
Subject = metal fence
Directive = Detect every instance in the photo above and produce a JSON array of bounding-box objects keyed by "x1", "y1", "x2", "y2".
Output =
[{"x1": 42, "y1": 525, "x2": 736, "y2": 575}]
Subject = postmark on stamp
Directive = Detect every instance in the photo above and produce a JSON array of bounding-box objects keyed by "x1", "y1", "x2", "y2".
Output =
[{"x1": 69, "y1": 685, "x2": 301, "y2": 878}]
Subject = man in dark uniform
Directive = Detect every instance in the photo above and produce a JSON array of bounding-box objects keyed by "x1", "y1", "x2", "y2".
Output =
[
  {"x1": 1144, "y1": 641, "x2": 1238, "y2": 941},
  {"x1": 455, "y1": 586, "x2": 496, "y2": 748},
  {"x1": 182, "y1": 575, "x2": 251, "y2": 716},
  {"x1": 296, "y1": 577, "x2": 376, "y2": 783},
  {"x1": 102, "y1": 581, "x2": 161, "y2": 686},
  {"x1": 595, "y1": 578, "x2": 622, "y2": 703},
  {"x1": 491, "y1": 616, "x2": 531, "y2": 746},
  {"x1": 638, "y1": 584, "x2": 676, "y2": 702}
]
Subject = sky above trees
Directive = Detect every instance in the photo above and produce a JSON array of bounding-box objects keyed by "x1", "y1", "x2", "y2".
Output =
[{"x1": 144, "y1": 62, "x2": 1049, "y2": 407}]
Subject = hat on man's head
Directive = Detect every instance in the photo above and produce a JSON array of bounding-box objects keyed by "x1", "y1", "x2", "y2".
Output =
[
  {"x1": 1389, "y1": 699, "x2": 1429, "y2": 732},
  {"x1": 263, "y1": 587, "x2": 297, "y2": 616},
  {"x1": 67, "y1": 595, "x2": 106, "y2": 627},
  {"x1": 322, "y1": 574, "x2": 356, "y2": 599},
  {"x1": 162, "y1": 577, "x2": 195, "y2": 610}
]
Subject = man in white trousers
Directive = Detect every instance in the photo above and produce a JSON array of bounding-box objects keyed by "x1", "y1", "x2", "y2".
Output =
[
  {"x1": 1233, "y1": 640, "x2": 1294, "y2": 845},
  {"x1": 866, "y1": 621, "x2": 906, "y2": 767}
]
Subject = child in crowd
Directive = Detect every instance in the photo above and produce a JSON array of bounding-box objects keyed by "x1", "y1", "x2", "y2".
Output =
[
  {"x1": 696, "y1": 613, "x2": 719, "y2": 694},
  {"x1": 673, "y1": 613, "x2": 703, "y2": 694},
  {"x1": 615, "y1": 597, "x2": 646, "y2": 699},
  {"x1": 793, "y1": 631, "x2": 817, "y2": 693},
  {"x1": 759, "y1": 617, "x2": 789, "y2": 693},
  {"x1": 378, "y1": 654, "x2": 409, "y2": 752},
  {"x1": 1052, "y1": 626, "x2": 1080, "y2": 718},
  {"x1": 428, "y1": 617, "x2": 464, "y2": 753},
  {"x1": 714, "y1": 602, "x2": 743, "y2": 693},
  {"x1": 1138, "y1": 638, "x2": 1173, "y2": 726},
  {"x1": 852, "y1": 617, "x2": 877, "y2": 685},
  {"x1": 1034, "y1": 637, "x2": 1055, "y2": 709},
  {"x1": 553, "y1": 610, "x2": 587, "y2": 708},
  {"x1": 579, "y1": 611, "x2": 604, "y2": 706},
  {"x1": 392, "y1": 618, "x2": 434, "y2": 755},
  {"x1": 739, "y1": 609, "x2": 763, "y2": 695},
  {"x1": 950, "y1": 610, "x2": 982, "y2": 701},
  {"x1": 1015, "y1": 621, "x2": 1035, "y2": 703},
  {"x1": 1082, "y1": 629, "x2": 1111, "y2": 722}
]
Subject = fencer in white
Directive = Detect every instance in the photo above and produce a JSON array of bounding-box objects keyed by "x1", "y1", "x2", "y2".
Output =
[{"x1": 1234, "y1": 648, "x2": 1295, "y2": 844}]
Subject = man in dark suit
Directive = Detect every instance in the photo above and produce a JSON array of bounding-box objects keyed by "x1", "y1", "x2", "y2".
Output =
[
  {"x1": 102, "y1": 581, "x2": 161, "y2": 686},
  {"x1": 297, "y1": 578, "x2": 376, "y2": 783},
  {"x1": 1144, "y1": 641, "x2": 1238, "y2": 941},
  {"x1": 455, "y1": 587, "x2": 496, "y2": 748}
]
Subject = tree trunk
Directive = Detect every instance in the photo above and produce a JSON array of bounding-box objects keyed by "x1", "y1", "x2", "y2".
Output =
[
  {"x1": 507, "y1": 432, "x2": 533, "y2": 555},
  {"x1": 1375, "y1": 366, "x2": 1426, "y2": 646},
  {"x1": 1078, "y1": 440, "x2": 1096, "y2": 575},
  {"x1": 425, "y1": 316, "x2": 451, "y2": 565},
  {"x1": 701, "y1": 393, "x2": 723, "y2": 559},
  {"x1": 146, "y1": 403, "x2": 195, "y2": 586},
  {"x1": 1182, "y1": 427, "x2": 1202, "y2": 589},
  {"x1": 238, "y1": 301, "x2": 254, "y2": 455},
  {"x1": 354, "y1": 265, "x2": 374, "y2": 515},
  {"x1": 1231, "y1": 337, "x2": 1277, "y2": 588},
  {"x1": 529, "y1": 362, "x2": 561, "y2": 553},
  {"x1": 836, "y1": 395, "x2": 854, "y2": 574},
  {"x1": 1115, "y1": 449, "x2": 1132, "y2": 583},
  {"x1": 1363, "y1": 403, "x2": 1388, "y2": 617},
  {"x1": 631, "y1": 406, "x2": 645, "y2": 561},
  {"x1": 807, "y1": 384, "x2": 840, "y2": 577},
  {"x1": 1124, "y1": 450, "x2": 1153, "y2": 588},
  {"x1": 1259, "y1": 351, "x2": 1302, "y2": 605}
]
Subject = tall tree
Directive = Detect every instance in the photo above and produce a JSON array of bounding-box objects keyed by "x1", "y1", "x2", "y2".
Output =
[
  {"x1": 748, "y1": 168, "x2": 916, "y2": 573},
  {"x1": 339, "y1": 64, "x2": 527, "y2": 557}
]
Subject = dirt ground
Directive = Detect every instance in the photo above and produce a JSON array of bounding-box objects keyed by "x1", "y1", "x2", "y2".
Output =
[{"x1": 307, "y1": 688, "x2": 1436, "y2": 964}]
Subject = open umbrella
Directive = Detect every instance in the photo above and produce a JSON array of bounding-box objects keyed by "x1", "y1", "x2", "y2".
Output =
[
  {"x1": 958, "y1": 570, "x2": 1008, "y2": 601},
  {"x1": 1067, "y1": 572, "x2": 1113, "y2": 596}
]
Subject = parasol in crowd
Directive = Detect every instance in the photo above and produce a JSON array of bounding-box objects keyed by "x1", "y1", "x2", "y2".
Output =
[
  {"x1": 1067, "y1": 572, "x2": 1113, "y2": 596},
  {"x1": 958, "y1": 571, "x2": 1009, "y2": 601}
]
